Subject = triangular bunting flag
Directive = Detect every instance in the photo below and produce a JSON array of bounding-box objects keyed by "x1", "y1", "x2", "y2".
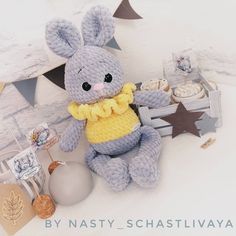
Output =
[
  {"x1": 113, "y1": 0, "x2": 142, "y2": 19},
  {"x1": 13, "y1": 78, "x2": 37, "y2": 106},
  {"x1": 44, "y1": 64, "x2": 65, "y2": 90},
  {"x1": 106, "y1": 37, "x2": 121, "y2": 50}
]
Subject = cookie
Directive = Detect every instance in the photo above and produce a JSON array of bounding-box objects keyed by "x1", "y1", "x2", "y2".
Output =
[
  {"x1": 174, "y1": 83, "x2": 202, "y2": 98},
  {"x1": 48, "y1": 161, "x2": 63, "y2": 175},
  {"x1": 141, "y1": 79, "x2": 172, "y2": 95},
  {"x1": 172, "y1": 83, "x2": 205, "y2": 102},
  {"x1": 33, "y1": 194, "x2": 55, "y2": 219}
]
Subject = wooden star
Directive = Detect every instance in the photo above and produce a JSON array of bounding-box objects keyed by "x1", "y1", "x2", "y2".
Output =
[{"x1": 161, "y1": 102, "x2": 204, "y2": 138}]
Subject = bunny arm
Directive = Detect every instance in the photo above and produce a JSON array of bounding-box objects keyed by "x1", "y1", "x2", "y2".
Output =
[
  {"x1": 133, "y1": 90, "x2": 171, "y2": 108},
  {"x1": 59, "y1": 119, "x2": 86, "y2": 152}
]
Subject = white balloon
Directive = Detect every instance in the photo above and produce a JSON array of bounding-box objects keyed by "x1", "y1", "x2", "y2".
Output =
[{"x1": 49, "y1": 162, "x2": 93, "y2": 206}]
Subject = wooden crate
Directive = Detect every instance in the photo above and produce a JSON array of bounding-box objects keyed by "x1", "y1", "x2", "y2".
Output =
[{"x1": 138, "y1": 73, "x2": 222, "y2": 137}]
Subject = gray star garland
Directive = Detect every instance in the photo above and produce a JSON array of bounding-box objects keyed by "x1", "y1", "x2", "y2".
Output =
[{"x1": 196, "y1": 113, "x2": 218, "y2": 135}]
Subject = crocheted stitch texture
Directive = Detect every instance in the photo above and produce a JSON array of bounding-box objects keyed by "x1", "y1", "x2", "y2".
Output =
[{"x1": 46, "y1": 5, "x2": 171, "y2": 191}]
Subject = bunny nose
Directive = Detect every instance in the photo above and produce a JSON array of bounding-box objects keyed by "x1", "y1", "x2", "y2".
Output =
[{"x1": 93, "y1": 83, "x2": 104, "y2": 91}]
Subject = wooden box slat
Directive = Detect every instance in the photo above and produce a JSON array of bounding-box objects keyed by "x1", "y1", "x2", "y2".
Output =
[
  {"x1": 149, "y1": 97, "x2": 210, "y2": 118},
  {"x1": 157, "y1": 126, "x2": 173, "y2": 136}
]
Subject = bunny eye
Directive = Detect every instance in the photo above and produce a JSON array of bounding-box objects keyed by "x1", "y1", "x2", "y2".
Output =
[
  {"x1": 82, "y1": 82, "x2": 91, "y2": 91},
  {"x1": 104, "y1": 73, "x2": 112, "y2": 83}
]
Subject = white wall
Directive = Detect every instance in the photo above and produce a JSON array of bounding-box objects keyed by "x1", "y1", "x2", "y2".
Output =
[{"x1": 1, "y1": 0, "x2": 236, "y2": 84}]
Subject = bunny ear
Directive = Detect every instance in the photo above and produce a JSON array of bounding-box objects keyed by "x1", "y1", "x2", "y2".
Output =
[
  {"x1": 81, "y1": 5, "x2": 115, "y2": 47},
  {"x1": 46, "y1": 19, "x2": 81, "y2": 58}
]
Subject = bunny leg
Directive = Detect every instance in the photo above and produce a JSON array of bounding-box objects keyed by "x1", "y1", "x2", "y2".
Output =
[
  {"x1": 85, "y1": 146, "x2": 130, "y2": 191},
  {"x1": 129, "y1": 126, "x2": 161, "y2": 188}
]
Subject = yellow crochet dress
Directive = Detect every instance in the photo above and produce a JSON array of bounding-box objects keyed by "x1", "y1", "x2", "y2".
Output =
[{"x1": 68, "y1": 83, "x2": 140, "y2": 144}]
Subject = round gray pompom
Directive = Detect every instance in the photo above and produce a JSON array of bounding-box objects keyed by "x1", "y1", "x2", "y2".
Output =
[{"x1": 49, "y1": 161, "x2": 93, "y2": 206}]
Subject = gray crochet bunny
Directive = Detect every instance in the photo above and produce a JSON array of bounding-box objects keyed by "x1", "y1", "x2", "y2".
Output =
[{"x1": 46, "y1": 5, "x2": 170, "y2": 191}]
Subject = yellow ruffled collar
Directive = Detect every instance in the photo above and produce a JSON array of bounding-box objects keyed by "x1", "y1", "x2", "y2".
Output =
[{"x1": 68, "y1": 83, "x2": 136, "y2": 122}]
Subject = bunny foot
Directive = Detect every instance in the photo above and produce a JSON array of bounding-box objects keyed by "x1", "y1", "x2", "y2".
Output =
[
  {"x1": 129, "y1": 155, "x2": 159, "y2": 188},
  {"x1": 103, "y1": 158, "x2": 130, "y2": 191}
]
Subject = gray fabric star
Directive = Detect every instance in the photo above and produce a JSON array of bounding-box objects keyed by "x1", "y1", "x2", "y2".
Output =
[{"x1": 196, "y1": 113, "x2": 218, "y2": 135}]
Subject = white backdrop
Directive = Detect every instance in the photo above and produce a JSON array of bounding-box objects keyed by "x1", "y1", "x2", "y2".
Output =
[
  {"x1": 1, "y1": 1, "x2": 236, "y2": 236},
  {"x1": 1, "y1": 0, "x2": 236, "y2": 85}
]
